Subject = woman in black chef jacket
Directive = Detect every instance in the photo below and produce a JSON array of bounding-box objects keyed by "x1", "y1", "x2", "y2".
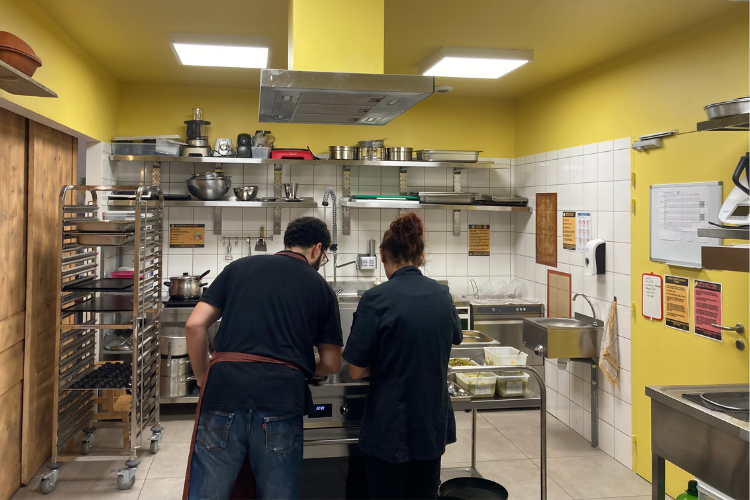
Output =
[{"x1": 343, "y1": 213, "x2": 463, "y2": 499}]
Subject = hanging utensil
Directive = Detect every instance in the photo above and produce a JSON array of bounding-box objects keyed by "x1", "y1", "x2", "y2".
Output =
[
  {"x1": 225, "y1": 238, "x2": 233, "y2": 261},
  {"x1": 255, "y1": 226, "x2": 267, "y2": 252}
]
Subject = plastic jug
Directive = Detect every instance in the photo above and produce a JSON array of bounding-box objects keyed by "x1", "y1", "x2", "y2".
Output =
[{"x1": 676, "y1": 480, "x2": 699, "y2": 500}]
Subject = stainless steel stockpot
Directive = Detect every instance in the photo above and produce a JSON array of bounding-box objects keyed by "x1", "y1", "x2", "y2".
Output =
[{"x1": 163, "y1": 270, "x2": 210, "y2": 300}]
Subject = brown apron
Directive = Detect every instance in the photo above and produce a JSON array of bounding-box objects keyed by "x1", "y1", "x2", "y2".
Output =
[{"x1": 182, "y1": 250, "x2": 312, "y2": 500}]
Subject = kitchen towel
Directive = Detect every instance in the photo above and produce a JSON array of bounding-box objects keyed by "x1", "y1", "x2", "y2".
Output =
[{"x1": 599, "y1": 299, "x2": 620, "y2": 387}]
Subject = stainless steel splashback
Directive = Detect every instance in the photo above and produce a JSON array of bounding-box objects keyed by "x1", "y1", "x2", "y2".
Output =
[{"x1": 259, "y1": 69, "x2": 434, "y2": 125}]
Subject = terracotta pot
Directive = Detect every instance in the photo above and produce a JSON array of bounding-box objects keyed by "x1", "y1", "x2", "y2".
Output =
[{"x1": 0, "y1": 32, "x2": 42, "y2": 77}]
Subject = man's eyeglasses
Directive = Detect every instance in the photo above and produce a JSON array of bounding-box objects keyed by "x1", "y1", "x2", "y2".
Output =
[{"x1": 320, "y1": 251, "x2": 329, "y2": 267}]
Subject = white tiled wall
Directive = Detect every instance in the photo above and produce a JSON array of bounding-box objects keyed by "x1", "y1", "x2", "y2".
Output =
[
  {"x1": 510, "y1": 138, "x2": 633, "y2": 469},
  {"x1": 104, "y1": 157, "x2": 514, "y2": 295}
]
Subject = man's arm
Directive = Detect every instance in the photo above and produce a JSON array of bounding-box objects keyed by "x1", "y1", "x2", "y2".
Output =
[
  {"x1": 185, "y1": 301, "x2": 223, "y2": 386},
  {"x1": 348, "y1": 363, "x2": 370, "y2": 380},
  {"x1": 315, "y1": 343, "x2": 343, "y2": 377}
]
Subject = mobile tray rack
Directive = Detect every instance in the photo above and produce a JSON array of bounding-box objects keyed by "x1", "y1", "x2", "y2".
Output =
[{"x1": 41, "y1": 186, "x2": 164, "y2": 494}]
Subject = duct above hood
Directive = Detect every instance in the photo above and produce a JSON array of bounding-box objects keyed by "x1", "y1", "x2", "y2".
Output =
[{"x1": 259, "y1": 69, "x2": 435, "y2": 125}]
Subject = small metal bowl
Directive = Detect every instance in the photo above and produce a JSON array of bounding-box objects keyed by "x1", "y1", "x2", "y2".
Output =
[{"x1": 234, "y1": 186, "x2": 259, "y2": 201}]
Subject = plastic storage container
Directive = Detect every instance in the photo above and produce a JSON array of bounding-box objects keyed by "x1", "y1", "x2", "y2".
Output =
[
  {"x1": 112, "y1": 139, "x2": 181, "y2": 156},
  {"x1": 697, "y1": 479, "x2": 737, "y2": 500},
  {"x1": 448, "y1": 358, "x2": 479, "y2": 368},
  {"x1": 495, "y1": 372, "x2": 529, "y2": 398},
  {"x1": 484, "y1": 346, "x2": 528, "y2": 368},
  {"x1": 456, "y1": 372, "x2": 496, "y2": 398},
  {"x1": 252, "y1": 147, "x2": 271, "y2": 159}
]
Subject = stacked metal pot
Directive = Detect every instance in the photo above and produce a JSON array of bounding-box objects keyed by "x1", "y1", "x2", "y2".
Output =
[{"x1": 329, "y1": 139, "x2": 414, "y2": 161}]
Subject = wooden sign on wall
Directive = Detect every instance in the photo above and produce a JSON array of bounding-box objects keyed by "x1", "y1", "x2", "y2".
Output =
[{"x1": 536, "y1": 193, "x2": 558, "y2": 267}]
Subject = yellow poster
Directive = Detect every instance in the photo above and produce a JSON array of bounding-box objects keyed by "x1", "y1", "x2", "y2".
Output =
[
  {"x1": 468, "y1": 224, "x2": 490, "y2": 256},
  {"x1": 562, "y1": 212, "x2": 576, "y2": 250},
  {"x1": 665, "y1": 275, "x2": 690, "y2": 332},
  {"x1": 170, "y1": 224, "x2": 205, "y2": 248}
]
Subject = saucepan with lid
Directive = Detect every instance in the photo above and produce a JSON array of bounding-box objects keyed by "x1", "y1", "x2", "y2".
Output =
[{"x1": 164, "y1": 270, "x2": 210, "y2": 300}]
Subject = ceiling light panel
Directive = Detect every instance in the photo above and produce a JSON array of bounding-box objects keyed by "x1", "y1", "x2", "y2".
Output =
[
  {"x1": 169, "y1": 33, "x2": 272, "y2": 69},
  {"x1": 419, "y1": 47, "x2": 533, "y2": 79}
]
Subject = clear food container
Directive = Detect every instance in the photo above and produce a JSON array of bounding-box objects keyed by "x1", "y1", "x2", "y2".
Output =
[
  {"x1": 495, "y1": 372, "x2": 529, "y2": 398},
  {"x1": 484, "y1": 346, "x2": 528, "y2": 368},
  {"x1": 112, "y1": 139, "x2": 181, "y2": 156},
  {"x1": 456, "y1": 372, "x2": 496, "y2": 398}
]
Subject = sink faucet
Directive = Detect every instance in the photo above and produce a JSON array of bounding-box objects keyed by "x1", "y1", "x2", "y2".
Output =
[
  {"x1": 573, "y1": 293, "x2": 601, "y2": 326},
  {"x1": 322, "y1": 187, "x2": 339, "y2": 287}
]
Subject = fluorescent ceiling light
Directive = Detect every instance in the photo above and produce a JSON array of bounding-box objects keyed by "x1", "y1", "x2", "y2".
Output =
[
  {"x1": 419, "y1": 47, "x2": 533, "y2": 79},
  {"x1": 169, "y1": 33, "x2": 272, "y2": 69}
]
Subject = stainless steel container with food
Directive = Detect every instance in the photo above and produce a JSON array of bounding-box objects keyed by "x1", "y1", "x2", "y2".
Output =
[
  {"x1": 358, "y1": 146, "x2": 385, "y2": 161},
  {"x1": 415, "y1": 149, "x2": 481, "y2": 163},
  {"x1": 163, "y1": 270, "x2": 210, "y2": 300},
  {"x1": 329, "y1": 146, "x2": 358, "y2": 160},
  {"x1": 418, "y1": 191, "x2": 477, "y2": 204},
  {"x1": 386, "y1": 147, "x2": 413, "y2": 161},
  {"x1": 704, "y1": 97, "x2": 750, "y2": 120},
  {"x1": 160, "y1": 374, "x2": 196, "y2": 398},
  {"x1": 187, "y1": 175, "x2": 232, "y2": 200},
  {"x1": 161, "y1": 356, "x2": 191, "y2": 377}
]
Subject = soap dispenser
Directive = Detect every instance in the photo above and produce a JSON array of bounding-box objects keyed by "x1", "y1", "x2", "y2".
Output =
[{"x1": 584, "y1": 239, "x2": 605, "y2": 275}]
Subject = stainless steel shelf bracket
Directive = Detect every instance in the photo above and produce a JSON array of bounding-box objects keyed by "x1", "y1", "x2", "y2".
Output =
[
  {"x1": 151, "y1": 162, "x2": 161, "y2": 187},
  {"x1": 399, "y1": 168, "x2": 408, "y2": 195},
  {"x1": 342, "y1": 166, "x2": 351, "y2": 235},
  {"x1": 273, "y1": 165, "x2": 283, "y2": 235},
  {"x1": 214, "y1": 207, "x2": 222, "y2": 236},
  {"x1": 453, "y1": 169, "x2": 462, "y2": 236}
]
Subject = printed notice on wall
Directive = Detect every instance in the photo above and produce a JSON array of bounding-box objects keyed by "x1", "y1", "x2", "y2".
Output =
[
  {"x1": 657, "y1": 184, "x2": 711, "y2": 242},
  {"x1": 562, "y1": 212, "x2": 576, "y2": 250},
  {"x1": 642, "y1": 273, "x2": 663, "y2": 320},
  {"x1": 468, "y1": 224, "x2": 490, "y2": 256},
  {"x1": 170, "y1": 224, "x2": 205, "y2": 248},
  {"x1": 576, "y1": 212, "x2": 592, "y2": 252},
  {"x1": 664, "y1": 275, "x2": 690, "y2": 332},
  {"x1": 694, "y1": 280, "x2": 722, "y2": 341}
]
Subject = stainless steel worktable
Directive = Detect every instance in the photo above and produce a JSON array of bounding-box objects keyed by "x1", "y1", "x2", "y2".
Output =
[{"x1": 646, "y1": 384, "x2": 749, "y2": 500}]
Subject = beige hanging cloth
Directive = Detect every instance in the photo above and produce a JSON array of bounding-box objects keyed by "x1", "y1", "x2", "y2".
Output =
[{"x1": 599, "y1": 299, "x2": 620, "y2": 387}]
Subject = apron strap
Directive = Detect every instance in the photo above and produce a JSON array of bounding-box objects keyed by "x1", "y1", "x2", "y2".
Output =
[{"x1": 275, "y1": 249, "x2": 310, "y2": 265}]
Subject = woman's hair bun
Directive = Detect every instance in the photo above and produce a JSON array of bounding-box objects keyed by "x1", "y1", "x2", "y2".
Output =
[{"x1": 381, "y1": 212, "x2": 425, "y2": 265}]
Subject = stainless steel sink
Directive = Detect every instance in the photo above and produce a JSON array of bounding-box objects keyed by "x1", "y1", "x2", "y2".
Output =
[
  {"x1": 523, "y1": 315, "x2": 603, "y2": 359},
  {"x1": 337, "y1": 295, "x2": 360, "y2": 303}
]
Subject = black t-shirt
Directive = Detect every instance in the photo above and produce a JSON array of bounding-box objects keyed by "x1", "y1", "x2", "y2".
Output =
[
  {"x1": 343, "y1": 266, "x2": 463, "y2": 463},
  {"x1": 199, "y1": 251, "x2": 343, "y2": 415}
]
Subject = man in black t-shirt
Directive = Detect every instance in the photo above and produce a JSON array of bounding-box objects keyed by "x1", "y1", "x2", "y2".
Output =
[{"x1": 183, "y1": 217, "x2": 343, "y2": 500}]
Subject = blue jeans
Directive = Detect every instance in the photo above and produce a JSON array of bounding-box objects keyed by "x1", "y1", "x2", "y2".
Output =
[{"x1": 188, "y1": 408, "x2": 303, "y2": 500}]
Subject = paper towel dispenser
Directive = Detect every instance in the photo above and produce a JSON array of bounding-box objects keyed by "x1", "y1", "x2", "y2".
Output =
[{"x1": 584, "y1": 239, "x2": 605, "y2": 275}]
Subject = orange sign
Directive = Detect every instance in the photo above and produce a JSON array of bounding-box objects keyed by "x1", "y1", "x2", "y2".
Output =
[
  {"x1": 468, "y1": 225, "x2": 490, "y2": 256},
  {"x1": 170, "y1": 224, "x2": 205, "y2": 248}
]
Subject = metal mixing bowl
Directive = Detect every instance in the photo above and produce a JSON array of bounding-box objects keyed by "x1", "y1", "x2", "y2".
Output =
[
  {"x1": 186, "y1": 177, "x2": 232, "y2": 200},
  {"x1": 234, "y1": 186, "x2": 259, "y2": 201}
]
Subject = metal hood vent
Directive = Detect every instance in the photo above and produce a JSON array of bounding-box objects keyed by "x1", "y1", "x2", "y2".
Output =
[{"x1": 259, "y1": 69, "x2": 434, "y2": 125}]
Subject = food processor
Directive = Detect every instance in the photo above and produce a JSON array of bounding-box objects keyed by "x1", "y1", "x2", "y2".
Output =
[{"x1": 181, "y1": 108, "x2": 212, "y2": 157}]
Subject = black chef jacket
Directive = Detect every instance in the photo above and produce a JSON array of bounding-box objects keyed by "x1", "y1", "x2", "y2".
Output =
[
  {"x1": 199, "y1": 251, "x2": 343, "y2": 415},
  {"x1": 343, "y1": 266, "x2": 463, "y2": 463}
]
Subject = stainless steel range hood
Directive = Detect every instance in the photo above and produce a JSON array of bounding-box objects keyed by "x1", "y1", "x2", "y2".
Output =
[{"x1": 259, "y1": 69, "x2": 434, "y2": 125}]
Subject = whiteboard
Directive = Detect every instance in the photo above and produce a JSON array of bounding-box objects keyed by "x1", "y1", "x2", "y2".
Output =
[
  {"x1": 650, "y1": 181, "x2": 723, "y2": 268},
  {"x1": 642, "y1": 273, "x2": 663, "y2": 320}
]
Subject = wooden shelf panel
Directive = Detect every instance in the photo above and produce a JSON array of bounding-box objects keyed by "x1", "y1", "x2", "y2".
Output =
[{"x1": 0, "y1": 60, "x2": 57, "y2": 98}]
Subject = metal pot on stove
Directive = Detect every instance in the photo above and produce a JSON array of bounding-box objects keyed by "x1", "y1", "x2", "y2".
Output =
[{"x1": 164, "y1": 270, "x2": 210, "y2": 300}]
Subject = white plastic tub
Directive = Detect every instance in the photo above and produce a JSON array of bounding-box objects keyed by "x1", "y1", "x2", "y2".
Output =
[
  {"x1": 495, "y1": 372, "x2": 529, "y2": 397},
  {"x1": 484, "y1": 346, "x2": 528, "y2": 368},
  {"x1": 456, "y1": 372, "x2": 496, "y2": 398},
  {"x1": 252, "y1": 147, "x2": 271, "y2": 159}
]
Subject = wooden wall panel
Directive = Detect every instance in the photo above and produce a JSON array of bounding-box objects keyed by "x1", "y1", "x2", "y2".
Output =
[
  {"x1": 0, "y1": 107, "x2": 27, "y2": 500},
  {"x1": 22, "y1": 121, "x2": 76, "y2": 484}
]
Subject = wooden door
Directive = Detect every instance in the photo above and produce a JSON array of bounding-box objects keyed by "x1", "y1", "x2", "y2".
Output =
[
  {"x1": 21, "y1": 121, "x2": 76, "y2": 484},
  {"x1": 0, "y1": 108, "x2": 27, "y2": 500}
]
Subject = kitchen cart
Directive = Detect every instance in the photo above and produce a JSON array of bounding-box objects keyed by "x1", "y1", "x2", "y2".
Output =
[
  {"x1": 447, "y1": 364, "x2": 548, "y2": 500},
  {"x1": 41, "y1": 186, "x2": 164, "y2": 494}
]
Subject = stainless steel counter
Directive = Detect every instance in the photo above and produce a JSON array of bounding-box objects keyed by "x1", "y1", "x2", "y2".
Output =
[{"x1": 646, "y1": 384, "x2": 749, "y2": 500}]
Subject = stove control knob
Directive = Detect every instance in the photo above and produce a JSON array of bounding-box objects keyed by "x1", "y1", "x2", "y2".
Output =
[{"x1": 340, "y1": 404, "x2": 349, "y2": 416}]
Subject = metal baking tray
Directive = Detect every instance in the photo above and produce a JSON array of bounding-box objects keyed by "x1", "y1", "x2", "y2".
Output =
[
  {"x1": 63, "y1": 278, "x2": 134, "y2": 292},
  {"x1": 475, "y1": 195, "x2": 529, "y2": 206},
  {"x1": 64, "y1": 295, "x2": 134, "y2": 313},
  {"x1": 77, "y1": 220, "x2": 136, "y2": 232},
  {"x1": 76, "y1": 233, "x2": 135, "y2": 246},
  {"x1": 415, "y1": 150, "x2": 481, "y2": 162},
  {"x1": 418, "y1": 192, "x2": 476, "y2": 204}
]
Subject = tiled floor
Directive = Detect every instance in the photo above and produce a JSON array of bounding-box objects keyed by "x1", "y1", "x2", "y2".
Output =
[{"x1": 12, "y1": 408, "x2": 657, "y2": 500}]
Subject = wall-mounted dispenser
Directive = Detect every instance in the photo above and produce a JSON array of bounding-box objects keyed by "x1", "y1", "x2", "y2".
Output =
[
  {"x1": 584, "y1": 239, "x2": 606, "y2": 275},
  {"x1": 357, "y1": 239, "x2": 378, "y2": 270}
]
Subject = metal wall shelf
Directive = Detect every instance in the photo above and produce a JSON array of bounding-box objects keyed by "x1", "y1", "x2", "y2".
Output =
[
  {"x1": 109, "y1": 155, "x2": 506, "y2": 169},
  {"x1": 342, "y1": 198, "x2": 532, "y2": 212},
  {"x1": 162, "y1": 199, "x2": 319, "y2": 209},
  {"x1": 697, "y1": 113, "x2": 749, "y2": 132},
  {"x1": 697, "y1": 226, "x2": 750, "y2": 240}
]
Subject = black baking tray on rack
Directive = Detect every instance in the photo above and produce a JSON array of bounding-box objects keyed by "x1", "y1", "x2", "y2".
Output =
[
  {"x1": 63, "y1": 278, "x2": 134, "y2": 292},
  {"x1": 64, "y1": 295, "x2": 134, "y2": 313}
]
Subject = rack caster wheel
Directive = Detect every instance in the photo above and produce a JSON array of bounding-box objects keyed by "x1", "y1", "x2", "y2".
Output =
[
  {"x1": 116, "y1": 475, "x2": 136, "y2": 490},
  {"x1": 40, "y1": 465, "x2": 61, "y2": 494},
  {"x1": 149, "y1": 426, "x2": 164, "y2": 454},
  {"x1": 81, "y1": 428, "x2": 95, "y2": 455},
  {"x1": 149, "y1": 440, "x2": 159, "y2": 454}
]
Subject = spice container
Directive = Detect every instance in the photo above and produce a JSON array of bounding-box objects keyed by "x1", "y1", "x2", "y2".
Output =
[
  {"x1": 456, "y1": 372, "x2": 496, "y2": 398},
  {"x1": 495, "y1": 372, "x2": 529, "y2": 398},
  {"x1": 484, "y1": 346, "x2": 528, "y2": 368}
]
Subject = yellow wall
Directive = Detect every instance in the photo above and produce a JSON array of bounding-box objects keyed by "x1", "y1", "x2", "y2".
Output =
[
  {"x1": 117, "y1": 83, "x2": 515, "y2": 157},
  {"x1": 0, "y1": 0, "x2": 119, "y2": 141},
  {"x1": 514, "y1": 9, "x2": 749, "y2": 498}
]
